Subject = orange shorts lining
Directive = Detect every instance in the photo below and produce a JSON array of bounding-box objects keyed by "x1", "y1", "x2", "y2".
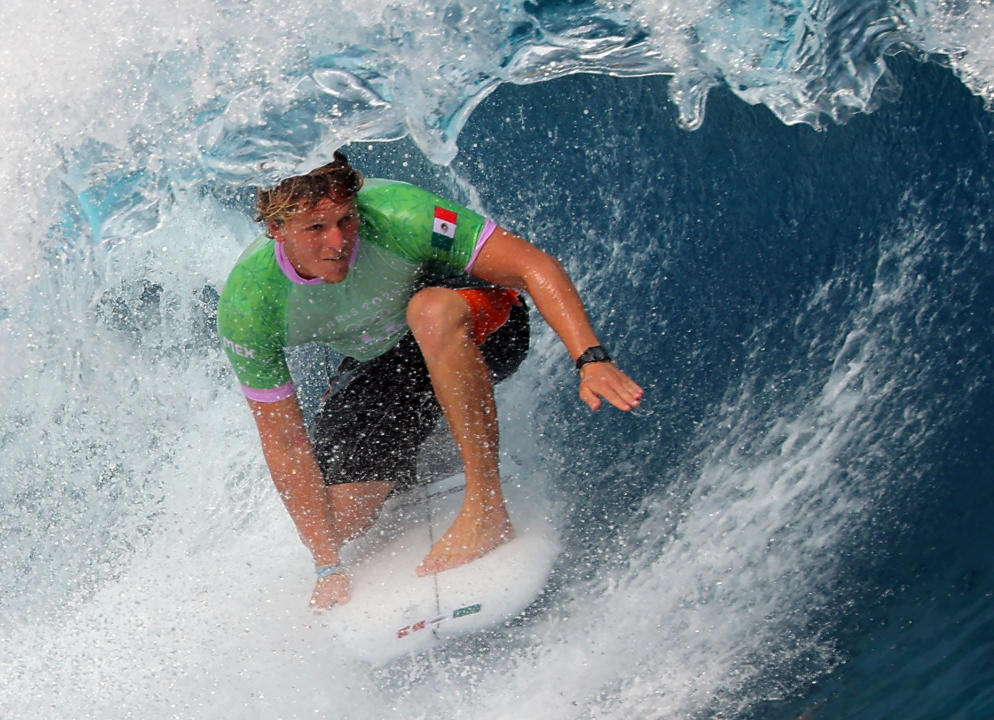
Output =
[{"x1": 456, "y1": 287, "x2": 521, "y2": 345}]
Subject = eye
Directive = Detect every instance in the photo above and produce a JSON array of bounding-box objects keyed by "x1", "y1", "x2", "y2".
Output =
[
  {"x1": 340, "y1": 213, "x2": 357, "y2": 225},
  {"x1": 308, "y1": 223, "x2": 325, "y2": 232}
]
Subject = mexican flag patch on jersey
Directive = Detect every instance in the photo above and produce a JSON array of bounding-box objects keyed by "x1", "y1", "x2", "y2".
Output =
[{"x1": 431, "y1": 206, "x2": 458, "y2": 251}]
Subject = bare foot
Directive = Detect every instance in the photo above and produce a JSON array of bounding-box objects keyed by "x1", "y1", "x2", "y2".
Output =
[{"x1": 416, "y1": 505, "x2": 515, "y2": 576}]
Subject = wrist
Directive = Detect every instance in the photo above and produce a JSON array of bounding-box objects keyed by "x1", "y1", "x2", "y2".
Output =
[
  {"x1": 575, "y1": 345, "x2": 612, "y2": 372},
  {"x1": 315, "y1": 563, "x2": 344, "y2": 578}
]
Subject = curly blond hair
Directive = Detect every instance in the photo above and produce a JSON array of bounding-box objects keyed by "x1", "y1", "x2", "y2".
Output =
[{"x1": 256, "y1": 151, "x2": 364, "y2": 226}]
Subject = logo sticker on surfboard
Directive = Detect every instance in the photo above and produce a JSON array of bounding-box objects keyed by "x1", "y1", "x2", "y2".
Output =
[{"x1": 396, "y1": 603, "x2": 482, "y2": 639}]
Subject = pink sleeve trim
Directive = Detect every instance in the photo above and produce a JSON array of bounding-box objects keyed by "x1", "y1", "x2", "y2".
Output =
[
  {"x1": 465, "y1": 219, "x2": 497, "y2": 272},
  {"x1": 242, "y1": 381, "x2": 296, "y2": 403}
]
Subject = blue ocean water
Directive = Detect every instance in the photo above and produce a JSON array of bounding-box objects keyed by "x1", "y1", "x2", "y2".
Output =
[{"x1": 1, "y1": 0, "x2": 993, "y2": 718}]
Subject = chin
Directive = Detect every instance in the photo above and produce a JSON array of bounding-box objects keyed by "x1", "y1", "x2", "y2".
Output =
[{"x1": 321, "y1": 269, "x2": 350, "y2": 283}]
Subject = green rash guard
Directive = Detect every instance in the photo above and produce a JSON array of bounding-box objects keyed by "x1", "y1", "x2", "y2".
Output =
[{"x1": 217, "y1": 179, "x2": 497, "y2": 402}]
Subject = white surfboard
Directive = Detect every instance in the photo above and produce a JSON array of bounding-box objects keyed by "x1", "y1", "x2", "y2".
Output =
[{"x1": 325, "y1": 471, "x2": 559, "y2": 663}]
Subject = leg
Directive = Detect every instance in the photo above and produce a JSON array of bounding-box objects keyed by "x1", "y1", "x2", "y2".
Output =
[
  {"x1": 311, "y1": 354, "x2": 436, "y2": 554},
  {"x1": 406, "y1": 287, "x2": 515, "y2": 575},
  {"x1": 313, "y1": 342, "x2": 444, "y2": 488}
]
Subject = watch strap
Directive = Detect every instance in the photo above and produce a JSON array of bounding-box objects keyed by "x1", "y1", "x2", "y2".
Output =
[{"x1": 575, "y1": 345, "x2": 612, "y2": 371}]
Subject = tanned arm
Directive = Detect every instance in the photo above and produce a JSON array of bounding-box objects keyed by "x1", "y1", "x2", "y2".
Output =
[
  {"x1": 471, "y1": 227, "x2": 644, "y2": 411},
  {"x1": 248, "y1": 394, "x2": 350, "y2": 607}
]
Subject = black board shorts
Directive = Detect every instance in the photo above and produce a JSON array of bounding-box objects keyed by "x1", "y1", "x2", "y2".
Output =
[{"x1": 311, "y1": 290, "x2": 529, "y2": 489}]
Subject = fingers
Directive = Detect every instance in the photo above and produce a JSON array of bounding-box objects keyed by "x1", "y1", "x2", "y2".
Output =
[
  {"x1": 579, "y1": 383, "x2": 603, "y2": 411},
  {"x1": 579, "y1": 363, "x2": 644, "y2": 412}
]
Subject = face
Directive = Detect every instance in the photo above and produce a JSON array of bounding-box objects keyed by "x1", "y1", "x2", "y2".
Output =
[{"x1": 269, "y1": 196, "x2": 360, "y2": 284}]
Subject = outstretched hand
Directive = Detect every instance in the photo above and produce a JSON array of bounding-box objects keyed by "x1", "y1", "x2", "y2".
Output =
[
  {"x1": 309, "y1": 572, "x2": 351, "y2": 612},
  {"x1": 579, "y1": 362, "x2": 644, "y2": 412}
]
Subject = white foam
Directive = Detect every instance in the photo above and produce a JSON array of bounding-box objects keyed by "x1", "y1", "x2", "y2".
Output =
[{"x1": 0, "y1": 1, "x2": 990, "y2": 717}]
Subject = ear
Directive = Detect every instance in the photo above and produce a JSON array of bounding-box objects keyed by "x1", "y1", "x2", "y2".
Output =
[{"x1": 267, "y1": 219, "x2": 284, "y2": 241}]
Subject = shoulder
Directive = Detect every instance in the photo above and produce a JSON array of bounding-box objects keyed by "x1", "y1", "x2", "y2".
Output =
[
  {"x1": 357, "y1": 180, "x2": 434, "y2": 259},
  {"x1": 358, "y1": 179, "x2": 434, "y2": 223},
  {"x1": 218, "y1": 236, "x2": 288, "y2": 338},
  {"x1": 358, "y1": 179, "x2": 481, "y2": 222},
  {"x1": 357, "y1": 179, "x2": 487, "y2": 267},
  {"x1": 359, "y1": 178, "x2": 422, "y2": 202}
]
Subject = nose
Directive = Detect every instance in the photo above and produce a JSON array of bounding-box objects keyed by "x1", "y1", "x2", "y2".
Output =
[{"x1": 323, "y1": 225, "x2": 346, "y2": 252}]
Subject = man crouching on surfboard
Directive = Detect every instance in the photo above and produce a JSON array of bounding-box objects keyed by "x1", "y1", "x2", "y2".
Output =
[{"x1": 217, "y1": 152, "x2": 644, "y2": 610}]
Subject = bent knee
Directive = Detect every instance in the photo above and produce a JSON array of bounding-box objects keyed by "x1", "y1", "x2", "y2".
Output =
[{"x1": 406, "y1": 287, "x2": 472, "y2": 346}]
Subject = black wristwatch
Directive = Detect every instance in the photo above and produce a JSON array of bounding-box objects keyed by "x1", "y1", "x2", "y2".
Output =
[{"x1": 575, "y1": 345, "x2": 612, "y2": 371}]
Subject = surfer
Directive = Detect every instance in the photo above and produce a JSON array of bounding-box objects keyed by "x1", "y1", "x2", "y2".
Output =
[{"x1": 217, "y1": 151, "x2": 644, "y2": 610}]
